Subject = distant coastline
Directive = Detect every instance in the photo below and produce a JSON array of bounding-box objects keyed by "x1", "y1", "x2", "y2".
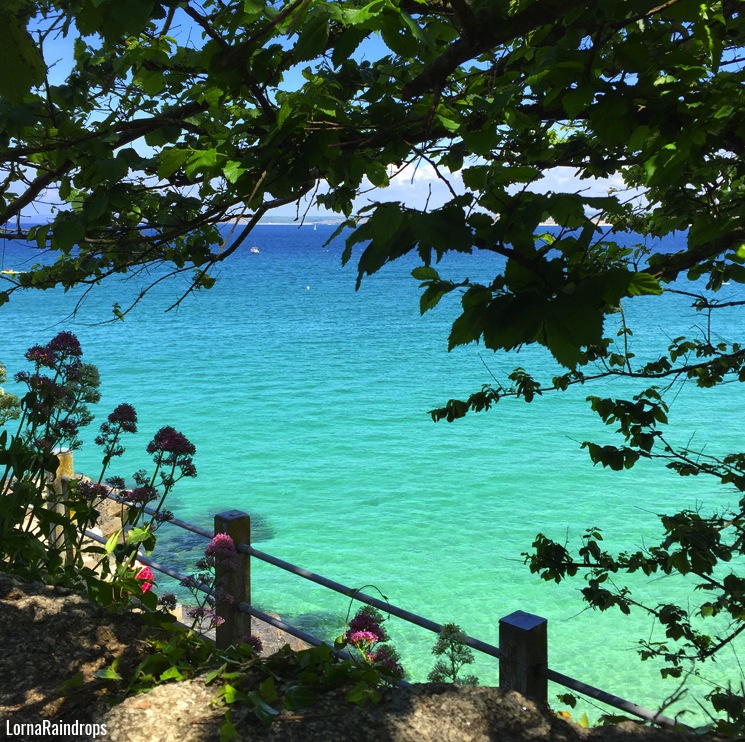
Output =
[{"x1": 7, "y1": 214, "x2": 614, "y2": 229}]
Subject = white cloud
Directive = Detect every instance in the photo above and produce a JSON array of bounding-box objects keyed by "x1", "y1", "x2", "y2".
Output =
[{"x1": 278, "y1": 164, "x2": 647, "y2": 219}]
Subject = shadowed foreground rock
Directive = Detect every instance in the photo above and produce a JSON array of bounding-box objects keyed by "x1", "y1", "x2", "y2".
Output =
[
  {"x1": 0, "y1": 573, "x2": 145, "y2": 730},
  {"x1": 101, "y1": 681, "x2": 703, "y2": 742},
  {"x1": 0, "y1": 574, "x2": 715, "y2": 742}
]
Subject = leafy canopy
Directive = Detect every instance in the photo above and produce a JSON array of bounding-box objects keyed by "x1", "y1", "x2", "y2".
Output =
[{"x1": 2, "y1": 0, "x2": 745, "y2": 730}]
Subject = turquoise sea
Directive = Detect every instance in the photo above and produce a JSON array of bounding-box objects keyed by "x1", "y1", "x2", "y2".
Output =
[{"x1": 2, "y1": 224, "x2": 744, "y2": 723}]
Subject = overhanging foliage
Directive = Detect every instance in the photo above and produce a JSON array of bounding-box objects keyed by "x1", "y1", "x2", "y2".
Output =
[{"x1": 2, "y1": 0, "x2": 745, "y2": 729}]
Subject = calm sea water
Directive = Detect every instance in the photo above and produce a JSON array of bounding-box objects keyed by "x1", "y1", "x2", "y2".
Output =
[{"x1": 2, "y1": 224, "x2": 743, "y2": 722}]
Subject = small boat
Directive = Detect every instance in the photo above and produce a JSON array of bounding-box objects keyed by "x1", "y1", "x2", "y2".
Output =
[
  {"x1": 250, "y1": 246, "x2": 260, "y2": 254},
  {"x1": 1, "y1": 269, "x2": 19, "y2": 275}
]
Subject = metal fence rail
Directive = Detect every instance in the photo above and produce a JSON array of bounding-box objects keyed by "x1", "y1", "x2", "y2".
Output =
[
  {"x1": 78, "y1": 487, "x2": 685, "y2": 729},
  {"x1": 243, "y1": 542, "x2": 504, "y2": 661}
]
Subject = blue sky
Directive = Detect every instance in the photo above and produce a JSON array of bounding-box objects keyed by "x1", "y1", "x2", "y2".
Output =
[{"x1": 29, "y1": 9, "x2": 632, "y2": 220}]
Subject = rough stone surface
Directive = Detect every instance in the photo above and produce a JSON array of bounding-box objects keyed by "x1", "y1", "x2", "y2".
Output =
[
  {"x1": 0, "y1": 575, "x2": 719, "y2": 742},
  {"x1": 94, "y1": 495, "x2": 129, "y2": 539},
  {"x1": 0, "y1": 573, "x2": 145, "y2": 737},
  {"x1": 101, "y1": 681, "x2": 707, "y2": 742}
]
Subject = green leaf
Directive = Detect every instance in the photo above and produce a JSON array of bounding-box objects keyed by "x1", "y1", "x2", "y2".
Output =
[
  {"x1": 222, "y1": 683, "x2": 240, "y2": 704},
  {"x1": 276, "y1": 99, "x2": 294, "y2": 130},
  {"x1": 627, "y1": 273, "x2": 662, "y2": 296},
  {"x1": 56, "y1": 671, "x2": 85, "y2": 693},
  {"x1": 562, "y1": 85, "x2": 594, "y2": 118},
  {"x1": 346, "y1": 681, "x2": 379, "y2": 704},
  {"x1": 145, "y1": 126, "x2": 182, "y2": 147},
  {"x1": 136, "y1": 69, "x2": 166, "y2": 96},
  {"x1": 411, "y1": 266, "x2": 439, "y2": 281},
  {"x1": 204, "y1": 663, "x2": 228, "y2": 685},
  {"x1": 219, "y1": 713, "x2": 240, "y2": 742},
  {"x1": 0, "y1": 15, "x2": 45, "y2": 101},
  {"x1": 342, "y1": 0, "x2": 388, "y2": 26},
  {"x1": 542, "y1": 293, "x2": 604, "y2": 368},
  {"x1": 332, "y1": 28, "x2": 368, "y2": 68},
  {"x1": 127, "y1": 527, "x2": 151, "y2": 544},
  {"x1": 366, "y1": 161, "x2": 389, "y2": 188},
  {"x1": 284, "y1": 684, "x2": 317, "y2": 710},
  {"x1": 462, "y1": 165, "x2": 491, "y2": 190},
  {"x1": 51, "y1": 216, "x2": 86, "y2": 252},
  {"x1": 34, "y1": 224, "x2": 50, "y2": 249},
  {"x1": 158, "y1": 149, "x2": 190, "y2": 180},
  {"x1": 104, "y1": 528, "x2": 119, "y2": 553},
  {"x1": 259, "y1": 677, "x2": 277, "y2": 703},
  {"x1": 185, "y1": 148, "x2": 218, "y2": 178},
  {"x1": 159, "y1": 666, "x2": 184, "y2": 682},
  {"x1": 589, "y1": 93, "x2": 631, "y2": 145},
  {"x1": 77, "y1": 0, "x2": 158, "y2": 42},
  {"x1": 223, "y1": 160, "x2": 246, "y2": 184},
  {"x1": 400, "y1": 10, "x2": 434, "y2": 49},
  {"x1": 294, "y1": 14, "x2": 330, "y2": 62},
  {"x1": 449, "y1": 304, "x2": 484, "y2": 350},
  {"x1": 95, "y1": 665, "x2": 123, "y2": 681},
  {"x1": 247, "y1": 691, "x2": 280, "y2": 724},
  {"x1": 688, "y1": 214, "x2": 738, "y2": 249}
]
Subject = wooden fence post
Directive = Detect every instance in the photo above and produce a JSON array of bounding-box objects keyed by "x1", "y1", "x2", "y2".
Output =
[
  {"x1": 48, "y1": 449, "x2": 75, "y2": 563},
  {"x1": 214, "y1": 509, "x2": 251, "y2": 649},
  {"x1": 499, "y1": 610, "x2": 548, "y2": 703}
]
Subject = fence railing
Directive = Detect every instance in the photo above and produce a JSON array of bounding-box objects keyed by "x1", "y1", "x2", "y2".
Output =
[{"x1": 56, "y1": 463, "x2": 683, "y2": 730}]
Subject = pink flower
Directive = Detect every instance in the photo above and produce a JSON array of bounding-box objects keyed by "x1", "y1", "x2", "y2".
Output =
[
  {"x1": 348, "y1": 630, "x2": 379, "y2": 648},
  {"x1": 135, "y1": 565, "x2": 154, "y2": 593},
  {"x1": 203, "y1": 533, "x2": 241, "y2": 570}
]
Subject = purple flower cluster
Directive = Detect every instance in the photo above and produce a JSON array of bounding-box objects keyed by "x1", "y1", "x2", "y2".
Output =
[
  {"x1": 127, "y1": 486, "x2": 158, "y2": 505},
  {"x1": 109, "y1": 403, "x2": 137, "y2": 431},
  {"x1": 95, "y1": 403, "x2": 138, "y2": 459},
  {"x1": 24, "y1": 331, "x2": 82, "y2": 368},
  {"x1": 33, "y1": 437, "x2": 53, "y2": 452},
  {"x1": 367, "y1": 645, "x2": 404, "y2": 679},
  {"x1": 213, "y1": 586, "x2": 234, "y2": 605},
  {"x1": 25, "y1": 345, "x2": 56, "y2": 367},
  {"x1": 206, "y1": 533, "x2": 237, "y2": 560},
  {"x1": 147, "y1": 426, "x2": 196, "y2": 456},
  {"x1": 15, "y1": 334, "x2": 100, "y2": 452},
  {"x1": 16, "y1": 372, "x2": 67, "y2": 425},
  {"x1": 199, "y1": 533, "x2": 241, "y2": 571},
  {"x1": 132, "y1": 469, "x2": 149, "y2": 486},
  {"x1": 158, "y1": 593, "x2": 178, "y2": 612},
  {"x1": 347, "y1": 607, "x2": 389, "y2": 643},
  {"x1": 345, "y1": 606, "x2": 404, "y2": 680},
  {"x1": 180, "y1": 536, "x2": 242, "y2": 633},
  {"x1": 241, "y1": 634, "x2": 264, "y2": 654},
  {"x1": 75, "y1": 480, "x2": 109, "y2": 501},
  {"x1": 145, "y1": 426, "x2": 197, "y2": 480},
  {"x1": 180, "y1": 574, "x2": 202, "y2": 591},
  {"x1": 52, "y1": 418, "x2": 80, "y2": 439},
  {"x1": 15, "y1": 372, "x2": 64, "y2": 402},
  {"x1": 47, "y1": 331, "x2": 82, "y2": 357}
]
